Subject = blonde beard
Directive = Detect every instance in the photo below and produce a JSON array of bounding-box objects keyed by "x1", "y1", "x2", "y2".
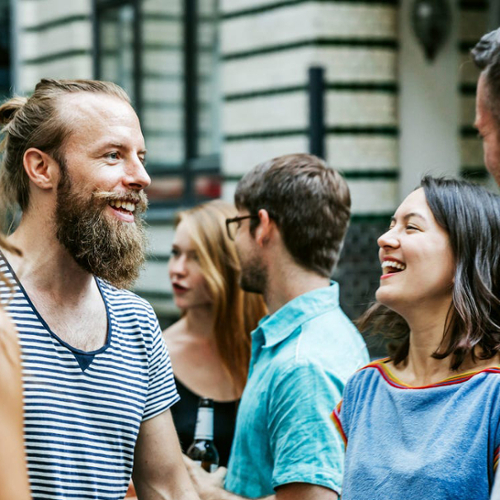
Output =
[{"x1": 55, "y1": 170, "x2": 149, "y2": 289}]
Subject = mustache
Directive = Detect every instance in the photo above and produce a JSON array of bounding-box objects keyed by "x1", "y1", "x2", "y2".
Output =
[{"x1": 93, "y1": 190, "x2": 149, "y2": 215}]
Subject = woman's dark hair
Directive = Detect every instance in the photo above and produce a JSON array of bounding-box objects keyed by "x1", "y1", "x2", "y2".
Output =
[{"x1": 358, "y1": 176, "x2": 500, "y2": 370}]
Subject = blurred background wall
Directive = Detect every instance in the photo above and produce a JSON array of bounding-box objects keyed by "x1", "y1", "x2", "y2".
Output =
[{"x1": 3, "y1": 0, "x2": 496, "y2": 355}]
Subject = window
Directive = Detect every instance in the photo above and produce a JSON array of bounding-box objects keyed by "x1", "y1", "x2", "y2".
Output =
[
  {"x1": 0, "y1": 0, "x2": 11, "y2": 100},
  {"x1": 94, "y1": 0, "x2": 221, "y2": 212}
]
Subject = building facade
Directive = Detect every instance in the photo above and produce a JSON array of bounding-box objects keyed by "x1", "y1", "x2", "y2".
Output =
[{"x1": 9, "y1": 0, "x2": 495, "y2": 355}]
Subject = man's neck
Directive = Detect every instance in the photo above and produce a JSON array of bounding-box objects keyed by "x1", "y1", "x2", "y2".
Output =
[
  {"x1": 5, "y1": 216, "x2": 109, "y2": 352},
  {"x1": 264, "y1": 264, "x2": 330, "y2": 315},
  {"x1": 6, "y1": 217, "x2": 95, "y2": 300}
]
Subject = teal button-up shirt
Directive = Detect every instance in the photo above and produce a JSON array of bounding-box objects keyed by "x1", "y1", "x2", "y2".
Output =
[{"x1": 225, "y1": 282, "x2": 369, "y2": 498}]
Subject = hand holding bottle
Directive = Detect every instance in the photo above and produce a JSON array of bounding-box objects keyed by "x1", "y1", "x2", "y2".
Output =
[{"x1": 183, "y1": 454, "x2": 227, "y2": 500}]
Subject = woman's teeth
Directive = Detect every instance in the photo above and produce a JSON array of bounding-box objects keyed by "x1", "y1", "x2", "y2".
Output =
[{"x1": 381, "y1": 260, "x2": 406, "y2": 272}]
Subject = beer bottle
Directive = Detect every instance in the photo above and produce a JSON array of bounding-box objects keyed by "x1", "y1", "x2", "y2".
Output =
[{"x1": 187, "y1": 397, "x2": 219, "y2": 473}]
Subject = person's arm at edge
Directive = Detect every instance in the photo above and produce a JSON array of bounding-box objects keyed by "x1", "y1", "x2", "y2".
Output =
[
  {"x1": 132, "y1": 409, "x2": 200, "y2": 500},
  {"x1": 184, "y1": 456, "x2": 338, "y2": 500},
  {"x1": 0, "y1": 310, "x2": 31, "y2": 500}
]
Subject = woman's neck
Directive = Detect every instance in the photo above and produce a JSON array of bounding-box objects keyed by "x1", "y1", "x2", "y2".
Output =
[
  {"x1": 394, "y1": 299, "x2": 454, "y2": 385},
  {"x1": 183, "y1": 305, "x2": 215, "y2": 340}
]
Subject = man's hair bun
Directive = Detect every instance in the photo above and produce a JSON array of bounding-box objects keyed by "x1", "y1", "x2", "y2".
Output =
[{"x1": 0, "y1": 97, "x2": 28, "y2": 126}]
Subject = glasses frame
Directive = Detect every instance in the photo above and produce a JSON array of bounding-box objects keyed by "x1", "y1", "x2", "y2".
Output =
[{"x1": 225, "y1": 215, "x2": 259, "y2": 241}]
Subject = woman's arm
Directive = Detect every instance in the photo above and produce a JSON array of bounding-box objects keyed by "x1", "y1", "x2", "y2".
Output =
[{"x1": 0, "y1": 309, "x2": 31, "y2": 500}]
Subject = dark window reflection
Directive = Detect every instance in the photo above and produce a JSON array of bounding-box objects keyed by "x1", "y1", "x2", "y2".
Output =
[
  {"x1": 0, "y1": 0, "x2": 11, "y2": 100},
  {"x1": 95, "y1": 0, "x2": 221, "y2": 209}
]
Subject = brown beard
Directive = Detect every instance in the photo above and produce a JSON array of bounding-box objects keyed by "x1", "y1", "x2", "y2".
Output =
[
  {"x1": 55, "y1": 163, "x2": 148, "y2": 289},
  {"x1": 238, "y1": 251, "x2": 267, "y2": 295}
]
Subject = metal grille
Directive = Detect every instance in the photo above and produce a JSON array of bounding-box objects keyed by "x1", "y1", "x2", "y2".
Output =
[{"x1": 334, "y1": 216, "x2": 390, "y2": 358}]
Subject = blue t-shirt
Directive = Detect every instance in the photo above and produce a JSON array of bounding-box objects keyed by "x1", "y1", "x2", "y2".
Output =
[
  {"x1": 0, "y1": 254, "x2": 179, "y2": 500},
  {"x1": 225, "y1": 283, "x2": 369, "y2": 498},
  {"x1": 333, "y1": 358, "x2": 500, "y2": 500}
]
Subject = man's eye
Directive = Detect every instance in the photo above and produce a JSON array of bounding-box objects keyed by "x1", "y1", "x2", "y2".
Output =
[
  {"x1": 170, "y1": 248, "x2": 180, "y2": 258},
  {"x1": 406, "y1": 225, "x2": 418, "y2": 231},
  {"x1": 106, "y1": 152, "x2": 119, "y2": 160}
]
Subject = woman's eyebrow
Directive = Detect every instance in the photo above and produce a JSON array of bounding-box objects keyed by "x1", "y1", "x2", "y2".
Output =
[
  {"x1": 391, "y1": 212, "x2": 426, "y2": 223},
  {"x1": 403, "y1": 212, "x2": 426, "y2": 221}
]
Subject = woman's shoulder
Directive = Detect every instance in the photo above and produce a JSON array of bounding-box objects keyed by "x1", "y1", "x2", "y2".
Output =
[
  {"x1": 349, "y1": 358, "x2": 388, "y2": 381},
  {"x1": 0, "y1": 307, "x2": 24, "y2": 423},
  {"x1": 0, "y1": 309, "x2": 21, "y2": 374},
  {"x1": 343, "y1": 358, "x2": 389, "y2": 398},
  {"x1": 162, "y1": 318, "x2": 188, "y2": 345}
]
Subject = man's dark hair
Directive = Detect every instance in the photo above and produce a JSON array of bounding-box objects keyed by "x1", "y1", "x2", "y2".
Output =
[
  {"x1": 358, "y1": 176, "x2": 500, "y2": 371},
  {"x1": 234, "y1": 153, "x2": 351, "y2": 277},
  {"x1": 472, "y1": 29, "x2": 500, "y2": 126}
]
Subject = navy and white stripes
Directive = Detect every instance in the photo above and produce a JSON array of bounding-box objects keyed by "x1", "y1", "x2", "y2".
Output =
[{"x1": 0, "y1": 256, "x2": 179, "y2": 499}]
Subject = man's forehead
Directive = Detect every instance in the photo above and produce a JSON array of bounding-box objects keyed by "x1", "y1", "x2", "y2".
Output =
[
  {"x1": 57, "y1": 91, "x2": 135, "y2": 122},
  {"x1": 478, "y1": 73, "x2": 488, "y2": 98},
  {"x1": 57, "y1": 92, "x2": 144, "y2": 149},
  {"x1": 475, "y1": 75, "x2": 489, "y2": 120}
]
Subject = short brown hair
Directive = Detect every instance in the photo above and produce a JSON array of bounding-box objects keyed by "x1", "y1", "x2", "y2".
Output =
[
  {"x1": 472, "y1": 29, "x2": 500, "y2": 127},
  {"x1": 0, "y1": 78, "x2": 130, "y2": 211},
  {"x1": 234, "y1": 153, "x2": 351, "y2": 277}
]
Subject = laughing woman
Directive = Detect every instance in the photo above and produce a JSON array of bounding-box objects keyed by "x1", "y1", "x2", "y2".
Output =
[
  {"x1": 333, "y1": 177, "x2": 500, "y2": 500},
  {"x1": 163, "y1": 200, "x2": 267, "y2": 467}
]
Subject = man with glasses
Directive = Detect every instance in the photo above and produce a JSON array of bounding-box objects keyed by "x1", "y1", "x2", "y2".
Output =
[{"x1": 185, "y1": 153, "x2": 369, "y2": 500}]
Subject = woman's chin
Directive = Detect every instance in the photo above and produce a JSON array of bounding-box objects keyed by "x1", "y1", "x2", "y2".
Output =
[
  {"x1": 173, "y1": 297, "x2": 188, "y2": 310},
  {"x1": 375, "y1": 288, "x2": 399, "y2": 311}
]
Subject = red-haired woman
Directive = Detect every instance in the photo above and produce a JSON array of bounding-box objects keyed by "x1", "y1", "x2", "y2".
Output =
[{"x1": 163, "y1": 200, "x2": 267, "y2": 466}]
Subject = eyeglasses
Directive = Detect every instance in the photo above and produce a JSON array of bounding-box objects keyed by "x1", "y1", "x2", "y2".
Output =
[{"x1": 225, "y1": 215, "x2": 259, "y2": 241}]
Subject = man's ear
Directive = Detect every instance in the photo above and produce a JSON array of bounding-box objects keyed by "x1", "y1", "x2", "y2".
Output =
[
  {"x1": 254, "y1": 209, "x2": 274, "y2": 247},
  {"x1": 23, "y1": 148, "x2": 59, "y2": 190}
]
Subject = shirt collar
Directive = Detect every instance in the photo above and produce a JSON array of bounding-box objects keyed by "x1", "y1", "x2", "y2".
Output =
[{"x1": 252, "y1": 281, "x2": 340, "y2": 349}]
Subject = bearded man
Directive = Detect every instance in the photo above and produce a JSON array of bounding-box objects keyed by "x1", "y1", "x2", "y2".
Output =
[{"x1": 0, "y1": 79, "x2": 200, "y2": 500}]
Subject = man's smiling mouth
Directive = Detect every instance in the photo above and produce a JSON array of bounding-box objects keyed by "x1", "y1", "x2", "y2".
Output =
[{"x1": 109, "y1": 199, "x2": 136, "y2": 214}]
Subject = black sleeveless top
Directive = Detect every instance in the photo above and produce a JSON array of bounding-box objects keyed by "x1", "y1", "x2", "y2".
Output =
[{"x1": 171, "y1": 377, "x2": 239, "y2": 467}]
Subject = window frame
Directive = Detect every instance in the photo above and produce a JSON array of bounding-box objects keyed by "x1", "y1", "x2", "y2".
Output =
[{"x1": 92, "y1": 0, "x2": 221, "y2": 213}]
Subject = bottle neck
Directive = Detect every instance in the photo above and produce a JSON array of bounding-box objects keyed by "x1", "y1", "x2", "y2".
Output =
[{"x1": 194, "y1": 406, "x2": 214, "y2": 440}]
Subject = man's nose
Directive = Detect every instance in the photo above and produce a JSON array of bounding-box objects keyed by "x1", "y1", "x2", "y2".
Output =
[{"x1": 124, "y1": 156, "x2": 151, "y2": 190}]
